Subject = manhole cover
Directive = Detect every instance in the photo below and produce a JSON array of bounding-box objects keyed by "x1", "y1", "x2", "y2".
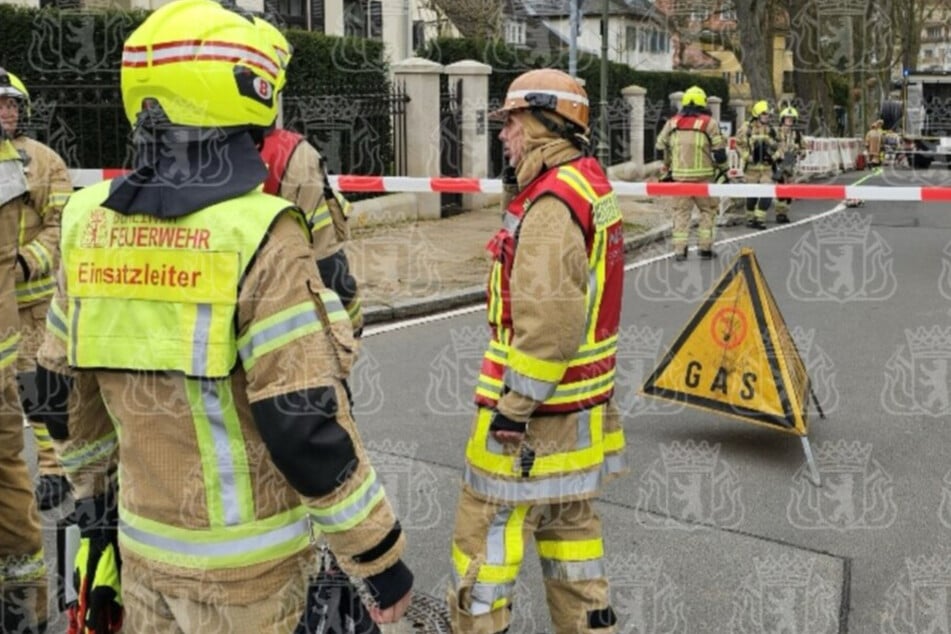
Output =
[{"x1": 404, "y1": 591, "x2": 451, "y2": 633}]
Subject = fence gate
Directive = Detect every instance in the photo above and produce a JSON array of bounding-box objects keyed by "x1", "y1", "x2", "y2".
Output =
[{"x1": 439, "y1": 76, "x2": 463, "y2": 216}]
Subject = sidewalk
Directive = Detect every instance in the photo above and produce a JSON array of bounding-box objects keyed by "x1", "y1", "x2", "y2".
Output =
[{"x1": 345, "y1": 197, "x2": 671, "y2": 324}]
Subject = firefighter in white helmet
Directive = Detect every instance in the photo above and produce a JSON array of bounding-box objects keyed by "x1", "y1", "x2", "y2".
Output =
[
  {"x1": 774, "y1": 105, "x2": 806, "y2": 222},
  {"x1": 34, "y1": 1, "x2": 412, "y2": 630},
  {"x1": 448, "y1": 67, "x2": 627, "y2": 634}
]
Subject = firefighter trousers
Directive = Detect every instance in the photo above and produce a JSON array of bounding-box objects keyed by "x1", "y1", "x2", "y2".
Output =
[
  {"x1": 744, "y1": 166, "x2": 775, "y2": 220},
  {"x1": 123, "y1": 566, "x2": 308, "y2": 633},
  {"x1": 670, "y1": 191, "x2": 718, "y2": 253},
  {"x1": 448, "y1": 485, "x2": 616, "y2": 634},
  {"x1": 0, "y1": 206, "x2": 47, "y2": 632}
]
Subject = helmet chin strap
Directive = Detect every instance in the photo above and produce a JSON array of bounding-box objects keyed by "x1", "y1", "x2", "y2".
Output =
[{"x1": 529, "y1": 108, "x2": 590, "y2": 155}]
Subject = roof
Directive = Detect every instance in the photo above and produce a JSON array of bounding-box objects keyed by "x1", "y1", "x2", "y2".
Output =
[{"x1": 517, "y1": 0, "x2": 659, "y2": 19}]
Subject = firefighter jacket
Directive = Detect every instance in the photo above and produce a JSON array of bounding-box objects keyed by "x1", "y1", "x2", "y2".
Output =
[
  {"x1": 260, "y1": 129, "x2": 363, "y2": 334},
  {"x1": 466, "y1": 141, "x2": 627, "y2": 506},
  {"x1": 736, "y1": 119, "x2": 780, "y2": 169},
  {"x1": 36, "y1": 180, "x2": 407, "y2": 605},
  {"x1": 655, "y1": 109, "x2": 727, "y2": 181},
  {"x1": 865, "y1": 128, "x2": 884, "y2": 158},
  {"x1": 8, "y1": 136, "x2": 71, "y2": 308},
  {"x1": 776, "y1": 126, "x2": 806, "y2": 175}
]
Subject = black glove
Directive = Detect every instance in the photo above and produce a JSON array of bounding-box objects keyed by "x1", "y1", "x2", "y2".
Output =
[
  {"x1": 714, "y1": 168, "x2": 729, "y2": 185},
  {"x1": 771, "y1": 166, "x2": 783, "y2": 182},
  {"x1": 489, "y1": 411, "x2": 526, "y2": 435}
]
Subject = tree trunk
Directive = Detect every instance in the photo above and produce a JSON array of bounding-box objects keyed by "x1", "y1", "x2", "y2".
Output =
[
  {"x1": 733, "y1": 0, "x2": 775, "y2": 102},
  {"x1": 785, "y1": 0, "x2": 836, "y2": 134}
]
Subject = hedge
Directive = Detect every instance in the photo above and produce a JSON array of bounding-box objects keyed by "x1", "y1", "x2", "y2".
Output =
[{"x1": 0, "y1": 5, "x2": 391, "y2": 171}]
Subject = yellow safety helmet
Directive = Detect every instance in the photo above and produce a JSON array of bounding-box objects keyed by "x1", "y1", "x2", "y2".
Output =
[
  {"x1": 255, "y1": 17, "x2": 292, "y2": 91},
  {"x1": 491, "y1": 68, "x2": 590, "y2": 131},
  {"x1": 682, "y1": 85, "x2": 707, "y2": 108},
  {"x1": 121, "y1": 0, "x2": 282, "y2": 128},
  {"x1": 751, "y1": 100, "x2": 771, "y2": 117},
  {"x1": 780, "y1": 106, "x2": 798, "y2": 120},
  {"x1": 0, "y1": 68, "x2": 30, "y2": 119}
]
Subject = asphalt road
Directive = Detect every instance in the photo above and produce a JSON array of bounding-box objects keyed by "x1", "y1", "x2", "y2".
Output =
[{"x1": 27, "y1": 164, "x2": 951, "y2": 633}]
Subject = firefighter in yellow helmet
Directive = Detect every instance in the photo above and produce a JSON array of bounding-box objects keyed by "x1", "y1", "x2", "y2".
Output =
[
  {"x1": 736, "y1": 99, "x2": 780, "y2": 228},
  {"x1": 448, "y1": 68, "x2": 627, "y2": 634},
  {"x1": 0, "y1": 67, "x2": 50, "y2": 634},
  {"x1": 774, "y1": 105, "x2": 806, "y2": 222},
  {"x1": 33, "y1": 1, "x2": 412, "y2": 631},
  {"x1": 655, "y1": 85, "x2": 728, "y2": 260},
  {"x1": 254, "y1": 17, "x2": 364, "y2": 336}
]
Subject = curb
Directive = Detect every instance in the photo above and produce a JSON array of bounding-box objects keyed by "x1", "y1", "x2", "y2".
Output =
[{"x1": 363, "y1": 224, "x2": 672, "y2": 326}]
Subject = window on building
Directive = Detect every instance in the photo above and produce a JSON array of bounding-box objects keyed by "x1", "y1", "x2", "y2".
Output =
[
  {"x1": 504, "y1": 19, "x2": 526, "y2": 46},
  {"x1": 413, "y1": 19, "x2": 426, "y2": 51},
  {"x1": 626, "y1": 26, "x2": 638, "y2": 51},
  {"x1": 783, "y1": 71, "x2": 794, "y2": 94},
  {"x1": 343, "y1": 0, "x2": 382, "y2": 39},
  {"x1": 734, "y1": 71, "x2": 745, "y2": 84}
]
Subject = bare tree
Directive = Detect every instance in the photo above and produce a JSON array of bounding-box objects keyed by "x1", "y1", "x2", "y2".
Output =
[
  {"x1": 733, "y1": 0, "x2": 776, "y2": 102},
  {"x1": 422, "y1": 0, "x2": 504, "y2": 39}
]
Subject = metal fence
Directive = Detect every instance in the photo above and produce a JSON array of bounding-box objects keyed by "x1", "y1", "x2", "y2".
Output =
[{"x1": 23, "y1": 80, "x2": 410, "y2": 180}]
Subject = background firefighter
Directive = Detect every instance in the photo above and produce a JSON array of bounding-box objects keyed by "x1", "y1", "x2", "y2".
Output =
[
  {"x1": 447, "y1": 68, "x2": 627, "y2": 634},
  {"x1": 655, "y1": 85, "x2": 728, "y2": 261},
  {"x1": 0, "y1": 66, "x2": 47, "y2": 634},
  {"x1": 33, "y1": 1, "x2": 412, "y2": 630},
  {"x1": 774, "y1": 106, "x2": 806, "y2": 223},
  {"x1": 1, "y1": 68, "x2": 74, "y2": 512},
  {"x1": 736, "y1": 100, "x2": 780, "y2": 229}
]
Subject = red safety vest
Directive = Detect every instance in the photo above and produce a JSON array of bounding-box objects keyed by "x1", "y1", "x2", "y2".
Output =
[
  {"x1": 259, "y1": 128, "x2": 304, "y2": 195},
  {"x1": 476, "y1": 157, "x2": 624, "y2": 415}
]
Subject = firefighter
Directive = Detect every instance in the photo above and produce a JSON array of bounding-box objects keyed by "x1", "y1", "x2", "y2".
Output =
[
  {"x1": 1, "y1": 69, "x2": 74, "y2": 511},
  {"x1": 33, "y1": 1, "x2": 412, "y2": 631},
  {"x1": 774, "y1": 106, "x2": 806, "y2": 223},
  {"x1": 0, "y1": 68, "x2": 48, "y2": 634},
  {"x1": 736, "y1": 100, "x2": 779, "y2": 229},
  {"x1": 865, "y1": 119, "x2": 885, "y2": 168},
  {"x1": 255, "y1": 18, "x2": 363, "y2": 336},
  {"x1": 448, "y1": 68, "x2": 627, "y2": 634},
  {"x1": 655, "y1": 85, "x2": 728, "y2": 260}
]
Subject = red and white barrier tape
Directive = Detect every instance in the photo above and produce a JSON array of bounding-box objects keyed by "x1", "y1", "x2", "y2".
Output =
[{"x1": 69, "y1": 169, "x2": 951, "y2": 202}]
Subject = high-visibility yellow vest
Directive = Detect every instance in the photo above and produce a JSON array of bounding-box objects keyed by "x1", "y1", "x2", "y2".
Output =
[{"x1": 60, "y1": 180, "x2": 303, "y2": 378}]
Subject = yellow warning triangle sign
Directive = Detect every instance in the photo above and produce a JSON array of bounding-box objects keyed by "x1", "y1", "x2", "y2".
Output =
[{"x1": 641, "y1": 248, "x2": 812, "y2": 435}]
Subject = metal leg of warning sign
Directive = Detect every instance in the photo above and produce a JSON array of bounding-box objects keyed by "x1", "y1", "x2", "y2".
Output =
[{"x1": 801, "y1": 436, "x2": 822, "y2": 487}]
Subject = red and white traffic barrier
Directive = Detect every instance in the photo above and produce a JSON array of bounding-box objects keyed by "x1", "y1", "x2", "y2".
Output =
[{"x1": 69, "y1": 169, "x2": 951, "y2": 202}]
